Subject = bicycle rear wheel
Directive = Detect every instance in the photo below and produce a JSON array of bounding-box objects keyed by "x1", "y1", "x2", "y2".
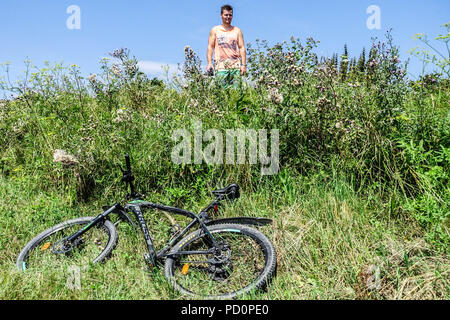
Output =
[
  {"x1": 164, "y1": 223, "x2": 277, "y2": 299},
  {"x1": 16, "y1": 217, "x2": 118, "y2": 271}
]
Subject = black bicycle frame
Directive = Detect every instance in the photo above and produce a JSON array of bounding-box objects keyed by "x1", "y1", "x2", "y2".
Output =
[
  {"x1": 65, "y1": 197, "x2": 223, "y2": 268},
  {"x1": 126, "y1": 199, "x2": 221, "y2": 263}
]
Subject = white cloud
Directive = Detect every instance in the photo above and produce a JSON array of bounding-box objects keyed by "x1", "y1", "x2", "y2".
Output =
[{"x1": 137, "y1": 60, "x2": 178, "y2": 76}]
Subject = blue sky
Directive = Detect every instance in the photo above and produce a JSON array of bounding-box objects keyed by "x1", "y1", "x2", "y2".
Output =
[{"x1": 0, "y1": 0, "x2": 449, "y2": 91}]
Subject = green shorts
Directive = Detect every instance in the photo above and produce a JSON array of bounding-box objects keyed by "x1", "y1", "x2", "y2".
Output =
[{"x1": 216, "y1": 69, "x2": 241, "y2": 88}]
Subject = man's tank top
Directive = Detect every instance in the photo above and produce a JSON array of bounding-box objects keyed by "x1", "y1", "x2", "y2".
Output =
[{"x1": 214, "y1": 26, "x2": 241, "y2": 71}]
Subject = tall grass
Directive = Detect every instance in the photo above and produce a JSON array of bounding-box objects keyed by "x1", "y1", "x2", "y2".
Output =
[{"x1": 0, "y1": 29, "x2": 448, "y2": 299}]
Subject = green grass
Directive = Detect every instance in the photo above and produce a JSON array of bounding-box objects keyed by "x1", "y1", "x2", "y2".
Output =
[{"x1": 1, "y1": 173, "x2": 448, "y2": 299}]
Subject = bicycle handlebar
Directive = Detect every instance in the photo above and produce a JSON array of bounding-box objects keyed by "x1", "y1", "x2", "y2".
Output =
[
  {"x1": 125, "y1": 153, "x2": 131, "y2": 172},
  {"x1": 121, "y1": 153, "x2": 144, "y2": 200}
]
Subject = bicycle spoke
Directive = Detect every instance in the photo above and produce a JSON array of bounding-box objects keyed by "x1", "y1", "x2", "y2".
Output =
[
  {"x1": 170, "y1": 229, "x2": 266, "y2": 297},
  {"x1": 24, "y1": 222, "x2": 111, "y2": 270}
]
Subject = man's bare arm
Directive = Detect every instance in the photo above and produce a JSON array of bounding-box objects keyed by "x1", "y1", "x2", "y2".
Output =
[
  {"x1": 238, "y1": 28, "x2": 246, "y2": 74},
  {"x1": 207, "y1": 27, "x2": 216, "y2": 70}
]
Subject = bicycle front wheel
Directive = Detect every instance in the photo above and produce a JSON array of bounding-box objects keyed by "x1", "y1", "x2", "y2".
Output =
[
  {"x1": 164, "y1": 223, "x2": 277, "y2": 299},
  {"x1": 16, "y1": 217, "x2": 118, "y2": 271}
]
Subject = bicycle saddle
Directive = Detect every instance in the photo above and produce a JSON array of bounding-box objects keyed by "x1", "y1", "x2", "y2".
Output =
[{"x1": 212, "y1": 183, "x2": 240, "y2": 200}]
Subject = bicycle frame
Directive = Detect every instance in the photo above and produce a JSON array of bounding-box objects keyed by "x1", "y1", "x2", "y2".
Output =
[
  {"x1": 65, "y1": 195, "x2": 225, "y2": 268},
  {"x1": 126, "y1": 199, "x2": 221, "y2": 266}
]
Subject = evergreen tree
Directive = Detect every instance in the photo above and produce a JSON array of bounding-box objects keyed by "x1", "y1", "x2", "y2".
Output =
[
  {"x1": 339, "y1": 44, "x2": 349, "y2": 80},
  {"x1": 332, "y1": 53, "x2": 339, "y2": 70},
  {"x1": 349, "y1": 57, "x2": 357, "y2": 79},
  {"x1": 357, "y1": 47, "x2": 366, "y2": 73}
]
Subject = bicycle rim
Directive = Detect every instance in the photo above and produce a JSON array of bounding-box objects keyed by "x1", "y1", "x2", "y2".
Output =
[
  {"x1": 19, "y1": 218, "x2": 115, "y2": 271},
  {"x1": 166, "y1": 224, "x2": 274, "y2": 298}
]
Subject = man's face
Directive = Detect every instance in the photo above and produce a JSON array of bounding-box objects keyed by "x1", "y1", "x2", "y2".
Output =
[{"x1": 221, "y1": 10, "x2": 233, "y2": 24}]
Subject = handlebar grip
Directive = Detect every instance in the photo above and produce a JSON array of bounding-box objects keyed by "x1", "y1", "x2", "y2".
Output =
[{"x1": 125, "y1": 153, "x2": 131, "y2": 171}]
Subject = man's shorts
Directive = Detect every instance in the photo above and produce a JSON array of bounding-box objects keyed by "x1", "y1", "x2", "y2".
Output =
[{"x1": 215, "y1": 69, "x2": 241, "y2": 88}]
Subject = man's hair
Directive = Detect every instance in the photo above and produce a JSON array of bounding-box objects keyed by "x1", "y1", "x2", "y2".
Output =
[{"x1": 221, "y1": 4, "x2": 233, "y2": 14}]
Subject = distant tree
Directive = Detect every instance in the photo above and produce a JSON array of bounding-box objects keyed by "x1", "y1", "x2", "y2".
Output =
[
  {"x1": 339, "y1": 44, "x2": 349, "y2": 80},
  {"x1": 332, "y1": 53, "x2": 339, "y2": 70},
  {"x1": 348, "y1": 57, "x2": 357, "y2": 79},
  {"x1": 357, "y1": 47, "x2": 366, "y2": 74}
]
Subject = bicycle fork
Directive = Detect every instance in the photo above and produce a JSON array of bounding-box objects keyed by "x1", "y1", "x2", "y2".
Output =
[
  {"x1": 129, "y1": 205, "x2": 157, "y2": 268},
  {"x1": 66, "y1": 204, "x2": 119, "y2": 244}
]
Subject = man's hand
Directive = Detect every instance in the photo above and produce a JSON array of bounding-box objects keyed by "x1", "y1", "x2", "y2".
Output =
[
  {"x1": 206, "y1": 64, "x2": 214, "y2": 76},
  {"x1": 240, "y1": 65, "x2": 247, "y2": 75}
]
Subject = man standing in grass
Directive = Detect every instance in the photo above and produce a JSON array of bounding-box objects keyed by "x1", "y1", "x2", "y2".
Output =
[{"x1": 206, "y1": 4, "x2": 246, "y2": 88}]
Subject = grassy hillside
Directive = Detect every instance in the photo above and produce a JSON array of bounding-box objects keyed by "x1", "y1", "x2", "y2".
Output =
[{"x1": 0, "y1": 30, "x2": 448, "y2": 299}]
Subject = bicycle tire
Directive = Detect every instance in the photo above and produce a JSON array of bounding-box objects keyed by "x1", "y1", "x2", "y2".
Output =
[
  {"x1": 164, "y1": 223, "x2": 277, "y2": 299},
  {"x1": 16, "y1": 216, "x2": 118, "y2": 271}
]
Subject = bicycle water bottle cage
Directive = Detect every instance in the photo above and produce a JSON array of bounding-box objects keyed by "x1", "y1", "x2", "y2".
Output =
[{"x1": 212, "y1": 183, "x2": 240, "y2": 201}]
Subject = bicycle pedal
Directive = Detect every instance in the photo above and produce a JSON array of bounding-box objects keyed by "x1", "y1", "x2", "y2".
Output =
[{"x1": 143, "y1": 253, "x2": 156, "y2": 270}]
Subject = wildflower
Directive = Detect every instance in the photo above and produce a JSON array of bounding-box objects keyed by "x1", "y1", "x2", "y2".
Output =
[
  {"x1": 191, "y1": 99, "x2": 199, "y2": 108},
  {"x1": 111, "y1": 64, "x2": 122, "y2": 76},
  {"x1": 88, "y1": 74, "x2": 97, "y2": 82},
  {"x1": 209, "y1": 104, "x2": 224, "y2": 117},
  {"x1": 12, "y1": 119, "x2": 25, "y2": 133},
  {"x1": 296, "y1": 65, "x2": 304, "y2": 73},
  {"x1": 53, "y1": 149, "x2": 79, "y2": 167},
  {"x1": 110, "y1": 48, "x2": 126, "y2": 59},
  {"x1": 316, "y1": 96, "x2": 331, "y2": 109},
  {"x1": 112, "y1": 107, "x2": 131, "y2": 123},
  {"x1": 151, "y1": 113, "x2": 165, "y2": 127},
  {"x1": 315, "y1": 84, "x2": 325, "y2": 92},
  {"x1": 268, "y1": 87, "x2": 283, "y2": 104}
]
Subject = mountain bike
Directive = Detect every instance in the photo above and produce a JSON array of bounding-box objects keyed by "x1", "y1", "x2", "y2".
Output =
[{"x1": 16, "y1": 154, "x2": 277, "y2": 299}]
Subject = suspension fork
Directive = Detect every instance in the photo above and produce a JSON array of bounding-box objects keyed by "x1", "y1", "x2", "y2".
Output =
[{"x1": 66, "y1": 203, "x2": 119, "y2": 243}]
